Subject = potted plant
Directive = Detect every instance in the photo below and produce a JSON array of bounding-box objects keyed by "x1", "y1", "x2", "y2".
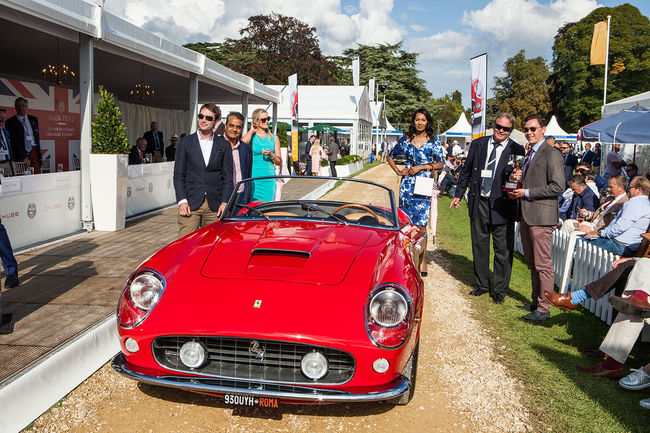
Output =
[{"x1": 89, "y1": 86, "x2": 130, "y2": 231}]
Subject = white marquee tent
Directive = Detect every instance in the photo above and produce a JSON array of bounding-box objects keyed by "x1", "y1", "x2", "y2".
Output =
[
  {"x1": 602, "y1": 91, "x2": 650, "y2": 117},
  {"x1": 441, "y1": 113, "x2": 472, "y2": 150},
  {"x1": 545, "y1": 115, "x2": 577, "y2": 141}
]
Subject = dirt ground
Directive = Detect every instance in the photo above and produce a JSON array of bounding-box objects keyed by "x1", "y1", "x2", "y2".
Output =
[{"x1": 26, "y1": 165, "x2": 532, "y2": 433}]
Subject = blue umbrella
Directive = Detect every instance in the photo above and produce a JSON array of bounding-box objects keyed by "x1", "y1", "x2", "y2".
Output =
[{"x1": 578, "y1": 106, "x2": 650, "y2": 144}]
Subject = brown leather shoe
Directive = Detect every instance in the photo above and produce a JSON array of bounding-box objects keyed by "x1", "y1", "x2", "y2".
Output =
[
  {"x1": 543, "y1": 290, "x2": 577, "y2": 311},
  {"x1": 576, "y1": 363, "x2": 624, "y2": 379},
  {"x1": 610, "y1": 296, "x2": 650, "y2": 316}
]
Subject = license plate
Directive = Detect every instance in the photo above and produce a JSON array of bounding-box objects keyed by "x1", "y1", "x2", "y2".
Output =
[{"x1": 224, "y1": 393, "x2": 279, "y2": 408}]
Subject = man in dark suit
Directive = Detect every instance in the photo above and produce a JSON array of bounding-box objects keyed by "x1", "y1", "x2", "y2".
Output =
[
  {"x1": 565, "y1": 174, "x2": 600, "y2": 220},
  {"x1": 173, "y1": 103, "x2": 233, "y2": 237},
  {"x1": 560, "y1": 141, "x2": 578, "y2": 186},
  {"x1": 0, "y1": 108, "x2": 15, "y2": 176},
  {"x1": 165, "y1": 134, "x2": 179, "y2": 161},
  {"x1": 581, "y1": 143, "x2": 595, "y2": 166},
  {"x1": 451, "y1": 113, "x2": 525, "y2": 304},
  {"x1": 143, "y1": 121, "x2": 164, "y2": 162},
  {"x1": 508, "y1": 114, "x2": 565, "y2": 321},
  {"x1": 5, "y1": 97, "x2": 42, "y2": 173},
  {"x1": 128, "y1": 138, "x2": 150, "y2": 165},
  {"x1": 303, "y1": 135, "x2": 315, "y2": 176},
  {"x1": 221, "y1": 112, "x2": 252, "y2": 205}
]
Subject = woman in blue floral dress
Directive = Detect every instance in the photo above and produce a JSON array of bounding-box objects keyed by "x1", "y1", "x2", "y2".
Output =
[{"x1": 387, "y1": 108, "x2": 445, "y2": 276}]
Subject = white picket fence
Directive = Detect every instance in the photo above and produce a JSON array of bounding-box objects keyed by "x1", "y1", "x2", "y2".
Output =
[{"x1": 514, "y1": 223, "x2": 618, "y2": 325}]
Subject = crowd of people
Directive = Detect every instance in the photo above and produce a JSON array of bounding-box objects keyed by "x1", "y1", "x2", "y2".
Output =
[{"x1": 387, "y1": 107, "x2": 649, "y2": 409}]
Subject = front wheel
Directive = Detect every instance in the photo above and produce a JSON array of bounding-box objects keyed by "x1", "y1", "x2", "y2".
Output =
[{"x1": 391, "y1": 339, "x2": 419, "y2": 405}]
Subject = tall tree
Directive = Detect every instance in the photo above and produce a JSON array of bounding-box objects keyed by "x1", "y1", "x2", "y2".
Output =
[
  {"x1": 492, "y1": 50, "x2": 551, "y2": 129},
  {"x1": 549, "y1": 4, "x2": 650, "y2": 131},
  {"x1": 428, "y1": 90, "x2": 467, "y2": 135},
  {"x1": 185, "y1": 14, "x2": 338, "y2": 85},
  {"x1": 331, "y1": 42, "x2": 432, "y2": 128}
]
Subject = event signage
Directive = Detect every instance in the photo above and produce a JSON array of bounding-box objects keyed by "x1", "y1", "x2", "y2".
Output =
[
  {"x1": 0, "y1": 78, "x2": 80, "y2": 171},
  {"x1": 470, "y1": 53, "x2": 487, "y2": 140},
  {"x1": 288, "y1": 73, "x2": 299, "y2": 163}
]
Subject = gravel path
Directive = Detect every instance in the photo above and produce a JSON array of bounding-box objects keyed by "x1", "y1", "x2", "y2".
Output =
[{"x1": 26, "y1": 164, "x2": 532, "y2": 432}]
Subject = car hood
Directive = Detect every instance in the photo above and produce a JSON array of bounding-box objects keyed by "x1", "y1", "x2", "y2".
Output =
[{"x1": 200, "y1": 221, "x2": 372, "y2": 285}]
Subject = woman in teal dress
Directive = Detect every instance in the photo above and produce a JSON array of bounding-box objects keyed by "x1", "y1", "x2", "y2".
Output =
[{"x1": 241, "y1": 108, "x2": 282, "y2": 201}]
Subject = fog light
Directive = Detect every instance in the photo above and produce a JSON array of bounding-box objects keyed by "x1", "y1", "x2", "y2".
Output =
[
  {"x1": 301, "y1": 351, "x2": 328, "y2": 380},
  {"x1": 124, "y1": 338, "x2": 139, "y2": 353},
  {"x1": 373, "y1": 358, "x2": 390, "y2": 373},
  {"x1": 179, "y1": 341, "x2": 206, "y2": 369}
]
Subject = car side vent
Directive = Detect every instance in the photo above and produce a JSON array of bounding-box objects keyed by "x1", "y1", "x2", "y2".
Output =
[{"x1": 251, "y1": 248, "x2": 311, "y2": 258}]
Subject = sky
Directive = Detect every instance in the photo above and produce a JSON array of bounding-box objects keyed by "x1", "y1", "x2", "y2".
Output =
[{"x1": 99, "y1": 0, "x2": 650, "y2": 108}]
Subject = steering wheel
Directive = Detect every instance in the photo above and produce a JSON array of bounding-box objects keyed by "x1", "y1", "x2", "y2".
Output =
[{"x1": 332, "y1": 203, "x2": 379, "y2": 220}]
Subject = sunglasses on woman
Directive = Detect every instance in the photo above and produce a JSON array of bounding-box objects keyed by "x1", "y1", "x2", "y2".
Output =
[
  {"x1": 258, "y1": 117, "x2": 270, "y2": 123},
  {"x1": 197, "y1": 113, "x2": 215, "y2": 121}
]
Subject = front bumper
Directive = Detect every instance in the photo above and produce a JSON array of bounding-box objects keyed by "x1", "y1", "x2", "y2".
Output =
[{"x1": 111, "y1": 352, "x2": 410, "y2": 403}]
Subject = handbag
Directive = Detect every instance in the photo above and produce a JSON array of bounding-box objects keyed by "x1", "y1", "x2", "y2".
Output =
[{"x1": 413, "y1": 176, "x2": 434, "y2": 197}]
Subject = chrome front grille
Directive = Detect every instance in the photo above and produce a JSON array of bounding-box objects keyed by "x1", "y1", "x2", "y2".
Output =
[{"x1": 152, "y1": 336, "x2": 355, "y2": 385}]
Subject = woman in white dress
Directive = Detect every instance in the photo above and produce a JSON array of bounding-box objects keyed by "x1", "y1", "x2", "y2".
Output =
[{"x1": 309, "y1": 138, "x2": 326, "y2": 175}]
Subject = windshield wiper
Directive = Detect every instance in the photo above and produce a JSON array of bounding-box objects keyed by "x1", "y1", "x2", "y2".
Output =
[
  {"x1": 296, "y1": 201, "x2": 347, "y2": 225},
  {"x1": 236, "y1": 204, "x2": 270, "y2": 221}
]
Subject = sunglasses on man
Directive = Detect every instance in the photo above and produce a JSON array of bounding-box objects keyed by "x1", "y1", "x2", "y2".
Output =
[
  {"x1": 523, "y1": 127, "x2": 538, "y2": 133},
  {"x1": 197, "y1": 113, "x2": 215, "y2": 121},
  {"x1": 494, "y1": 123, "x2": 511, "y2": 132}
]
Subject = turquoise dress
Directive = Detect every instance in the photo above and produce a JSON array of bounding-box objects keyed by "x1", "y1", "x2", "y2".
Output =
[{"x1": 251, "y1": 133, "x2": 276, "y2": 201}]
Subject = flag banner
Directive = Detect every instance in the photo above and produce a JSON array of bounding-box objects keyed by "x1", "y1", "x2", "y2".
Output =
[
  {"x1": 470, "y1": 53, "x2": 487, "y2": 140},
  {"x1": 368, "y1": 78, "x2": 375, "y2": 101},
  {"x1": 352, "y1": 58, "x2": 360, "y2": 87},
  {"x1": 590, "y1": 20, "x2": 608, "y2": 65},
  {"x1": 0, "y1": 78, "x2": 80, "y2": 171},
  {"x1": 288, "y1": 73, "x2": 299, "y2": 162}
]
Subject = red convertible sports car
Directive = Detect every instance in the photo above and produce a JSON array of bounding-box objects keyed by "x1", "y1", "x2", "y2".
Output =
[{"x1": 112, "y1": 176, "x2": 425, "y2": 407}]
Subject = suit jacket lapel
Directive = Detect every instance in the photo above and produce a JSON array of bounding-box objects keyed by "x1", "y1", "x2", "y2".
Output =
[
  {"x1": 207, "y1": 135, "x2": 220, "y2": 167},
  {"x1": 494, "y1": 138, "x2": 511, "y2": 177},
  {"x1": 477, "y1": 137, "x2": 489, "y2": 169}
]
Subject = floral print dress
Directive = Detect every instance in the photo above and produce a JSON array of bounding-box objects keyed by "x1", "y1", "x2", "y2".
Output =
[{"x1": 389, "y1": 135, "x2": 444, "y2": 226}]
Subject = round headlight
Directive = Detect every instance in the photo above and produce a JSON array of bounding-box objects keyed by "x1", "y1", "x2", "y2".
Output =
[
  {"x1": 179, "y1": 341, "x2": 206, "y2": 369},
  {"x1": 129, "y1": 273, "x2": 163, "y2": 310},
  {"x1": 369, "y1": 289, "x2": 408, "y2": 327},
  {"x1": 301, "y1": 351, "x2": 328, "y2": 380},
  {"x1": 124, "y1": 338, "x2": 139, "y2": 353},
  {"x1": 373, "y1": 358, "x2": 390, "y2": 373}
]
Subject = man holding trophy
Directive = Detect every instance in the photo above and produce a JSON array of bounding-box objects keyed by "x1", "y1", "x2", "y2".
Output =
[{"x1": 451, "y1": 113, "x2": 525, "y2": 304}]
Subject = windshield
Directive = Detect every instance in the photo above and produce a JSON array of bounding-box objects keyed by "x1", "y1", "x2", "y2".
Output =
[{"x1": 223, "y1": 176, "x2": 398, "y2": 228}]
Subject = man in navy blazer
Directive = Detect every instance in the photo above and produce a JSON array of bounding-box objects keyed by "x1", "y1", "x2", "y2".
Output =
[
  {"x1": 221, "y1": 112, "x2": 252, "y2": 204},
  {"x1": 5, "y1": 97, "x2": 42, "y2": 173},
  {"x1": 565, "y1": 174, "x2": 600, "y2": 220},
  {"x1": 173, "y1": 103, "x2": 233, "y2": 237},
  {"x1": 143, "y1": 121, "x2": 164, "y2": 162},
  {"x1": 451, "y1": 113, "x2": 525, "y2": 304}
]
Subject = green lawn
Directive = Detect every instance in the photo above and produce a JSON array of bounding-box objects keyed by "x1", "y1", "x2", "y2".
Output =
[{"x1": 434, "y1": 194, "x2": 650, "y2": 433}]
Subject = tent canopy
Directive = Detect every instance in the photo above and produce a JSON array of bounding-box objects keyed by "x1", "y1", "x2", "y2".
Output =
[
  {"x1": 578, "y1": 106, "x2": 650, "y2": 144},
  {"x1": 545, "y1": 115, "x2": 577, "y2": 140},
  {"x1": 443, "y1": 113, "x2": 471, "y2": 136},
  {"x1": 603, "y1": 91, "x2": 650, "y2": 117}
]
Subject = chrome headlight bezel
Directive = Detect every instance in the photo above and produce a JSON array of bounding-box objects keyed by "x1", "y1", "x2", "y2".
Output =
[
  {"x1": 364, "y1": 283, "x2": 414, "y2": 349},
  {"x1": 117, "y1": 268, "x2": 166, "y2": 329}
]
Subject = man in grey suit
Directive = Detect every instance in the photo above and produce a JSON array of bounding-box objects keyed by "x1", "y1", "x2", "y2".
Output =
[
  {"x1": 508, "y1": 114, "x2": 565, "y2": 321},
  {"x1": 173, "y1": 103, "x2": 233, "y2": 237},
  {"x1": 327, "y1": 137, "x2": 339, "y2": 177}
]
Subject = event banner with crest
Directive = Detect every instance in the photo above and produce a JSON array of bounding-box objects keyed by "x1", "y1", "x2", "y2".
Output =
[
  {"x1": 288, "y1": 74, "x2": 299, "y2": 163},
  {"x1": 470, "y1": 53, "x2": 487, "y2": 140}
]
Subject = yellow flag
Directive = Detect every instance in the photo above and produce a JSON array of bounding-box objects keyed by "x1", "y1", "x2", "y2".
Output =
[{"x1": 590, "y1": 20, "x2": 608, "y2": 65}]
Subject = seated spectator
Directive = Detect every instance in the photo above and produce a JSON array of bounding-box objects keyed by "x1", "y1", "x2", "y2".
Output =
[
  {"x1": 625, "y1": 163, "x2": 638, "y2": 181},
  {"x1": 583, "y1": 176, "x2": 650, "y2": 256},
  {"x1": 575, "y1": 163, "x2": 602, "y2": 194},
  {"x1": 544, "y1": 257, "x2": 649, "y2": 379},
  {"x1": 619, "y1": 361, "x2": 650, "y2": 409},
  {"x1": 439, "y1": 167, "x2": 459, "y2": 196},
  {"x1": 165, "y1": 134, "x2": 179, "y2": 161},
  {"x1": 561, "y1": 175, "x2": 628, "y2": 235},
  {"x1": 562, "y1": 174, "x2": 600, "y2": 221},
  {"x1": 128, "y1": 137, "x2": 150, "y2": 165}
]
